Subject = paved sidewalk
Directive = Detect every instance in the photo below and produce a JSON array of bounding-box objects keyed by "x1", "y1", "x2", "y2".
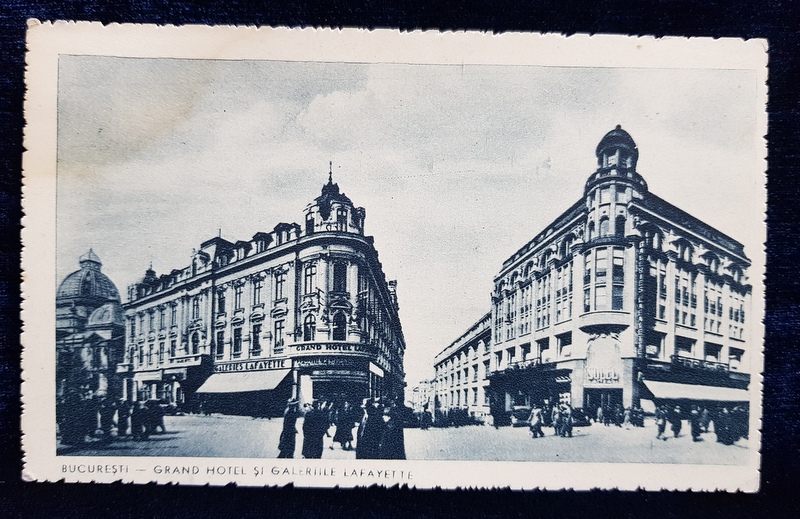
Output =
[{"x1": 59, "y1": 414, "x2": 749, "y2": 465}]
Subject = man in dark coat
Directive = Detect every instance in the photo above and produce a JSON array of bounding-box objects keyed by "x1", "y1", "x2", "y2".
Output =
[
  {"x1": 277, "y1": 399, "x2": 300, "y2": 458},
  {"x1": 669, "y1": 406, "x2": 683, "y2": 438},
  {"x1": 130, "y1": 401, "x2": 149, "y2": 441},
  {"x1": 332, "y1": 402, "x2": 355, "y2": 451},
  {"x1": 356, "y1": 399, "x2": 385, "y2": 459},
  {"x1": 301, "y1": 401, "x2": 328, "y2": 459},
  {"x1": 116, "y1": 399, "x2": 131, "y2": 437},
  {"x1": 379, "y1": 404, "x2": 406, "y2": 460}
]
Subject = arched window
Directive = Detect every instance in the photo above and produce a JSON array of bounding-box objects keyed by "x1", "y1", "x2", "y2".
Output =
[
  {"x1": 191, "y1": 333, "x2": 200, "y2": 355},
  {"x1": 599, "y1": 217, "x2": 610, "y2": 237},
  {"x1": 588, "y1": 221, "x2": 596, "y2": 240},
  {"x1": 615, "y1": 215, "x2": 626, "y2": 237},
  {"x1": 303, "y1": 314, "x2": 316, "y2": 341},
  {"x1": 332, "y1": 311, "x2": 347, "y2": 341}
]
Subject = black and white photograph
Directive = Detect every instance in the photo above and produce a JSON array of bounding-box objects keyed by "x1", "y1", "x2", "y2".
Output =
[{"x1": 22, "y1": 23, "x2": 766, "y2": 490}]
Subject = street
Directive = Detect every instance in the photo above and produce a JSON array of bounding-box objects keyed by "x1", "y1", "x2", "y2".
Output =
[{"x1": 59, "y1": 414, "x2": 749, "y2": 465}]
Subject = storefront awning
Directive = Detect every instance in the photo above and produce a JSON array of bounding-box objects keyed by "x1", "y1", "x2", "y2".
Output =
[
  {"x1": 643, "y1": 380, "x2": 749, "y2": 402},
  {"x1": 196, "y1": 369, "x2": 290, "y2": 394}
]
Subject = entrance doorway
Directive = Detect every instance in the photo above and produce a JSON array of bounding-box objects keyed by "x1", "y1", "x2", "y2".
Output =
[{"x1": 584, "y1": 388, "x2": 623, "y2": 412}]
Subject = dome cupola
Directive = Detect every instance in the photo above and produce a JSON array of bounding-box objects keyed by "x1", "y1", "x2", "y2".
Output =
[
  {"x1": 303, "y1": 163, "x2": 365, "y2": 236},
  {"x1": 57, "y1": 249, "x2": 121, "y2": 305},
  {"x1": 595, "y1": 124, "x2": 639, "y2": 170}
]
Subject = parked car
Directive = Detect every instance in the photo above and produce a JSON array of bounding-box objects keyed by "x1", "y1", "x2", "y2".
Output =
[
  {"x1": 510, "y1": 406, "x2": 532, "y2": 427},
  {"x1": 571, "y1": 407, "x2": 592, "y2": 427}
]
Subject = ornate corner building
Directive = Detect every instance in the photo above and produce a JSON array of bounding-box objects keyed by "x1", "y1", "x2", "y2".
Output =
[
  {"x1": 56, "y1": 250, "x2": 126, "y2": 432},
  {"x1": 116, "y1": 173, "x2": 406, "y2": 416},
  {"x1": 434, "y1": 126, "x2": 752, "y2": 424}
]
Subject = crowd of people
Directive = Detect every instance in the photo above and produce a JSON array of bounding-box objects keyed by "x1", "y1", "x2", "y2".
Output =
[
  {"x1": 278, "y1": 397, "x2": 407, "y2": 460},
  {"x1": 654, "y1": 404, "x2": 748, "y2": 444},
  {"x1": 57, "y1": 393, "x2": 170, "y2": 445},
  {"x1": 595, "y1": 404, "x2": 646, "y2": 428}
]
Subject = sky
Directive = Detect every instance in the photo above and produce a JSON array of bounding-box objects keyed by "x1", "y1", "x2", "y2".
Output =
[{"x1": 56, "y1": 55, "x2": 764, "y2": 387}]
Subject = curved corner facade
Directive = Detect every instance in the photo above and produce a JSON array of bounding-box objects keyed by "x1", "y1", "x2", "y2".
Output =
[
  {"x1": 117, "y1": 176, "x2": 406, "y2": 416},
  {"x1": 434, "y1": 126, "x2": 752, "y2": 424}
]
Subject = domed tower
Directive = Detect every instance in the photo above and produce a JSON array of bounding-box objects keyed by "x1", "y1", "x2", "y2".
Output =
[
  {"x1": 584, "y1": 126, "x2": 648, "y2": 242},
  {"x1": 56, "y1": 249, "x2": 122, "y2": 339},
  {"x1": 303, "y1": 164, "x2": 366, "y2": 236}
]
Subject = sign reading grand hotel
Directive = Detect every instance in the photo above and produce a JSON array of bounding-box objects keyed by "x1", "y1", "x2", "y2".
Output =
[{"x1": 22, "y1": 23, "x2": 765, "y2": 492}]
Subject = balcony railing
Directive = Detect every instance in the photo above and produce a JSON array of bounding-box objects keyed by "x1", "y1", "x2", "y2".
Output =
[{"x1": 670, "y1": 354, "x2": 730, "y2": 372}]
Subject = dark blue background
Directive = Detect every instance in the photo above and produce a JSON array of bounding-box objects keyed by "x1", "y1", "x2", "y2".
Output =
[{"x1": 1, "y1": 1, "x2": 798, "y2": 517}]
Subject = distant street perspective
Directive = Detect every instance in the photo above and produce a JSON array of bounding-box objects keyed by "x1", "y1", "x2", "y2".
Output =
[{"x1": 59, "y1": 412, "x2": 749, "y2": 465}]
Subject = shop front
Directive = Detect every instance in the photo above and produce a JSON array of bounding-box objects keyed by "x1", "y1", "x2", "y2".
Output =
[
  {"x1": 195, "y1": 357, "x2": 292, "y2": 417},
  {"x1": 487, "y1": 361, "x2": 573, "y2": 426}
]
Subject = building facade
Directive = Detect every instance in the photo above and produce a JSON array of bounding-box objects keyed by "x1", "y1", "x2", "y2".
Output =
[
  {"x1": 56, "y1": 251, "x2": 126, "y2": 441},
  {"x1": 487, "y1": 126, "x2": 752, "y2": 422},
  {"x1": 432, "y1": 312, "x2": 492, "y2": 422},
  {"x1": 119, "y1": 173, "x2": 406, "y2": 416}
]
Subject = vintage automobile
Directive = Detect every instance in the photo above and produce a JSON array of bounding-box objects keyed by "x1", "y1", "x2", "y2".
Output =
[{"x1": 510, "y1": 405, "x2": 532, "y2": 427}]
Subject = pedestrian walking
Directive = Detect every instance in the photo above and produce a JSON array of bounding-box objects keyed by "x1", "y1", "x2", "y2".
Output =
[
  {"x1": 655, "y1": 405, "x2": 667, "y2": 440},
  {"x1": 595, "y1": 405, "x2": 604, "y2": 424},
  {"x1": 690, "y1": 405, "x2": 702, "y2": 442},
  {"x1": 528, "y1": 404, "x2": 545, "y2": 438},
  {"x1": 332, "y1": 402, "x2": 355, "y2": 451},
  {"x1": 130, "y1": 401, "x2": 149, "y2": 441},
  {"x1": 356, "y1": 398, "x2": 385, "y2": 459},
  {"x1": 301, "y1": 401, "x2": 328, "y2": 459},
  {"x1": 700, "y1": 407, "x2": 711, "y2": 433},
  {"x1": 116, "y1": 399, "x2": 130, "y2": 437},
  {"x1": 379, "y1": 403, "x2": 406, "y2": 460},
  {"x1": 551, "y1": 405, "x2": 562, "y2": 436},
  {"x1": 561, "y1": 404, "x2": 573, "y2": 438},
  {"x1": 669, "y1": 406, "x2": 682, "y2": 438},
  {"x1": 277, "y1": 399, "x2": 300, "y2": 458},
  {"x1": 623, "y1": 407, "x2": 632, "y2": 430}
]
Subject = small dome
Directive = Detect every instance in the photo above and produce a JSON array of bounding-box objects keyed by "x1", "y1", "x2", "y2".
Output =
[
  {"x1": 57, "y1": 250, "x2": 121, "y2": 304},
  {"x1": 87, "y1": 302, "x2": 124, "y2": 328},
  {"x1": 595, "y1": 125, "x2": 638, "y2": 159}
]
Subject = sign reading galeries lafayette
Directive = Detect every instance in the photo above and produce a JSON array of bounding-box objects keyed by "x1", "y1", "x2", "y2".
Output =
[{"x1": 214, "y1": 358, "x2": 287, "y2": 373}]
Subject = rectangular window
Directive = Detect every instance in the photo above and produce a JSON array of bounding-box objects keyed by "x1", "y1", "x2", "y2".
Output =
[
  {"x1": 217, "y1": 291, "x2": 226, "y2": 314},
  {"x1": 148, "y1": 312, "x2": 154, "y2": 332},
  {"x1": 170, "y1": 339, "x2": 177, "y2": 357},
  {"x1": 253, "y1": 279, "x2": 263, "y2": 306},
  {"x1": 612, "y1": 248, "x2": 624, "y2": 283},
  {"x1": 216, "y1": 331, "x2": 225, "y2": 357},
  {"x1": 251, "y1": 324, "x2": 262, "y2": 355},
  {"x1": 130, "y1": 319, "x2": 136, "y2": 340},
  {"x1": 159, "y1": 308, "x2": 166, "y2": 329},
  {"x1": 274, "y1": 272, "x2": 286, "y2": 300},
  {"x1": 595, "y1": 284, "x2": 608, "y2": 310},
  {"x1": 138, "y1": 314, "x2": 145, "y2": 334},
  {"x1": 612, "y1": 284, "x2": 624, "y2": 310},
  {"x1": 583, "y1": 252, "x2": 592, "y2": 285},
  {"x1": 234, "y1": 284, "x2": 243, "y2": 310},
  {"x1": 232, "y1": 328, "x2": 242, "y2": 357},
  {"x1": 333, "y1": 263, "x2": 347, "y2": 292},
  {"x1": 274, "y1": 320, "x2": 285, "y2": 353},
  {"x1": 137, "y1": 345, "x2": 144, "y2": 365},
  {"x1": 170, "y1": 304, "x2": 177, "y2": 325},
  {"x1": 558, "y1": 332, "x2": 572, "y2": 357},
  {"x1": 192, "y1": 297, "x2": 200, "y2": 319},
  {"x1": 147, "y1": 344, "x2": 154, "y2": 365},
  {"x1": 583, "y1": 287, "x2": 591, "y2": 313},
  {"x1": 304, "y1": 263, "x2": 317, "y2": 294},
  {"x1": 158, "y1": 342, "x2": 165, "y2": 363}
]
